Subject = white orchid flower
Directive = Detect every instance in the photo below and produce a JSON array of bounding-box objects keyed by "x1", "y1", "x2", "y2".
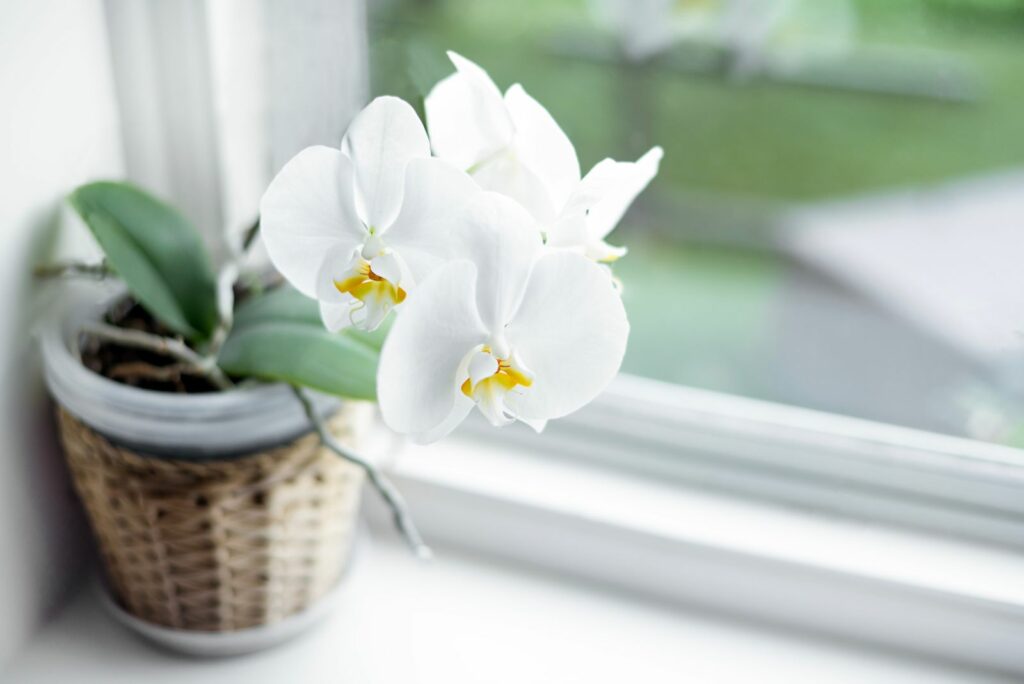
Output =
[
  {"x1": 425, "y1": 51, "x2": 663, "y2": 263},
  {"x1": 378, "y1": 192, "x2": 629, "y2": 444},
  {"x1": 260, "y1": 96, "x2": 479, "y2": 331}
]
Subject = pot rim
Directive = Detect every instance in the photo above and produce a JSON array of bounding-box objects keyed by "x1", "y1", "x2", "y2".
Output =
[{"x1": 42, "y1": 290, "x2": 344, "y2": 459}]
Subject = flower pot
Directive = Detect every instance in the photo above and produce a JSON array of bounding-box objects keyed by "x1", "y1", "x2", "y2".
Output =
[{"x1": 41, "y1": 296, "x2": 371, "y2": 648}]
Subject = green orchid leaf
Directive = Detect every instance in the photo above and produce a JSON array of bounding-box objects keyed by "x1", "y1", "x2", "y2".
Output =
[
  {"x1": 232, "y1": 284, "x2": 322, "y2": 329},
  {"x1": 233, "y1": 284, "x2": 394, "y2": 352},
  {"x1": 217, "y1": 321, "x2": 378, "y2": 400},
  {"x1": 70, "y1": 181, "x2": 219, "y2": 341}
]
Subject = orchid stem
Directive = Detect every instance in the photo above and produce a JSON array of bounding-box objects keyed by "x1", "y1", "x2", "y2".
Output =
[
  {"x1": 34, "y1": 260, "x2": 112, "y2": 280},
  {"x1": 290, "y1": 386, "x2": 432, "y2": 561},
  {"x1": 205, "y1": 216, "x2": 260, "y2": 358},
  {"x1": 241, "y1": 218, "x2": 260, "y2": 252},
  {"x1": 79, "y1": 321, "x2": 234, "y2": 391}
]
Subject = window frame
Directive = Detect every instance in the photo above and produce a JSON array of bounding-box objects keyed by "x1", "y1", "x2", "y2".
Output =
[
  {"x1": 368, "y1": 372, "x2": 1024, "y2": 676},
  {"x1": 467, "y1": 373, "x2": 1024, "y2": 548}
]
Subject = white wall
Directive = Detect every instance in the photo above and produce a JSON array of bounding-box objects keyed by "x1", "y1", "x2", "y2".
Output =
[
  {"x1": 0, "y1": 0, "x2": 369, "y2": 665},
  {"x1": 0, "y1": 0, "x2": 124, "y2": 666}
]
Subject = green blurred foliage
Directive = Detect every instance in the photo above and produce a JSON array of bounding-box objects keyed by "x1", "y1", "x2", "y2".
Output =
[
  {"x1": 368, "y1": 0, "x2": 1024, "y2": 427},
  {"x1": 370, "y1": 0, "x2": 1024, "y2": 201}
]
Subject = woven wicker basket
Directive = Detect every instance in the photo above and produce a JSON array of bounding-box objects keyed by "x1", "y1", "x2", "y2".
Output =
[{"x1": 57, "y1": 405, "x2": 366, "y2": 633}]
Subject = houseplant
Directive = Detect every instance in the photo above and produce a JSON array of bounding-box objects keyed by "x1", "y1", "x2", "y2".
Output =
[{"x1": 37, "y1": 51, "x2": 660, "y2": 653}]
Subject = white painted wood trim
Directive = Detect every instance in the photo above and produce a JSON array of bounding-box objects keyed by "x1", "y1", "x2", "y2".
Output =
[
  {"x1": 461, "y1": 374, "x2": 1024, "y2": 548},
  {"x1": 102, "y1": 0, "x2": 368, "y2": 260},
  {"x1": 103, "y1": 0, "x2": 226, "y2": 255},
  {"x1": 370, "y1": 421, "x2": 1024, "y2": 676}
]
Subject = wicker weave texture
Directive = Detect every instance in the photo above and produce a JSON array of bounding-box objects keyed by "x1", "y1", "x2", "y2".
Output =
[{"x1": 57, "y1": 406, "x2": 366, "y2": 632}]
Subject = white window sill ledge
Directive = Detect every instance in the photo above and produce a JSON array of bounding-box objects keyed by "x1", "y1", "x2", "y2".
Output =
[
  {"x1": 369, "y1": 430, "x2": 1024, "y2": 678},
  {"x1": 5, "y1": 538, "x2": 1015, "y2": 684},
  {"x1": 7, "y1": 426, "x2": 1022, "y2": 681}
]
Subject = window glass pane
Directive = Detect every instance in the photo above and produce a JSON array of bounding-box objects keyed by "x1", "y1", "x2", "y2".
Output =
[{"x1": 369, "y1": 0, "x2": 1024, "y2": 446}]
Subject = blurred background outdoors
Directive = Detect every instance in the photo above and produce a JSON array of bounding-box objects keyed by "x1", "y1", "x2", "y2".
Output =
[{"x1": 367, "y1": 0, "x2": 1024, "y2": 445}]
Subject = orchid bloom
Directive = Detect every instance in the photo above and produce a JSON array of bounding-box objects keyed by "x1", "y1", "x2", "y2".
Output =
[
  {"x1": 377, "y1": 192, "x2": 629, "y2": 443},
  {"x1": 425, "y1": 51, "x2": 663, "y2": 263},
  {"x1": 260, "y1": 96, "x2": 479, "y2": 331}
]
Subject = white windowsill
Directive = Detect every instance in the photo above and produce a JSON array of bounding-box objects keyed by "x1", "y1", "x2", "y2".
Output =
[
  {"x1": 392, "y1": 434, "x2": 1024, "y2": 608},
  {"x1": 366, "y1": 431, "x2": 1024, "y2": 677},
  {"x1": 5, "y1": 538, "x2": 1014, "y2": 684},
  {"x1": 8, "y1": 390, "x2": 1023, "y2": 681}
]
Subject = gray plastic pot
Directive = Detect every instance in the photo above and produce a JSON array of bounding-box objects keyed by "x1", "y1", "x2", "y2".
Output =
[{"x1": 40, "y1": 292, "x2": 344, "y2": 459}]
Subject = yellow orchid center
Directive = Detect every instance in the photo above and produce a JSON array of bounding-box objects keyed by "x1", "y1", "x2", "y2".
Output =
[
  {"x1": 334, "y1": 259, "x2": 407, "y2": 307},
  {"x1": 461, "y1": 347, "x2": 533, "y2": 400}
]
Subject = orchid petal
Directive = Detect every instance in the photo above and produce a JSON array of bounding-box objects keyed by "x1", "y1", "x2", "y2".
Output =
[
  {"x1": 470, "y1": 152, "x2": 559, "y2": 226},
  {"x1": 475, "y1": 381, "x2": 516, "y2": 427},
  {"x1": 507, "y1": 252, "x2": 629, "y2": 420},
  {"x1": 467, "y1": 351, "x2": 499, "y2": 387},
  {"x1": 425, "y1": 51, "x2": 514, "y2": 171},
  {"x1": 416, "y1": 395, "x2": 475, "y2": 444},
  {"x1": 449, "y1": 192, "x2": 543, "y2": 336},
  {"x1": 577, "y1": 146, "x2": 663, "y2": 241},
  {"x1": 384, "y1": 157, "x2": 481, "y2": 283},
  {"x1": 519, "y1": 416, "x2": 548, "y2": 433},
  {"x1": 544, "y1": 213, "x2": 588, "y2": 252},
  {"x1": 502, "y1": 392, "x2": 547, "y2": 433},
  {"x1": 356, "y1": 296, "x2": 395, "y2": 332},
  {"x1": 585, "y1": 241, "x2": 629, "y2": 263},
  {"x1": 319, "y1": 301, "x2": 354, "y2": 332},
  {"x1": 504, "y1": 83, "x2": 580, "y2": 211},
  {"x1": 369, "y1": 252, "x2": 404, "y2": 287},
  {"x1": 378, "y1": 261, "x2": 488, "y2": 440},
  {"x1": 545, "y1": 212, "x2": 628, "y2": 263},
  {"x1": 260, "y1": 146, "x2": 364, "y2": 298},
  {"x1": 341, "y1": 96, "x2": 430, "y2": 230}
]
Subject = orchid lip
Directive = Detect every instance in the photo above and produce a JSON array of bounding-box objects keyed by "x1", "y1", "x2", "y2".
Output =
[
  {"x1": 459, "y1": 345, "x2": 534, "y2": 426},
  {"x1": 361, "y1": 233, "x2": 385, "y2": 260},
  {"x1": 332, "y1": 257, "x2": 407, "y2": 330},
  {"x1": 334, "y1": 259, "x2": 406, "y2": 302}
]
